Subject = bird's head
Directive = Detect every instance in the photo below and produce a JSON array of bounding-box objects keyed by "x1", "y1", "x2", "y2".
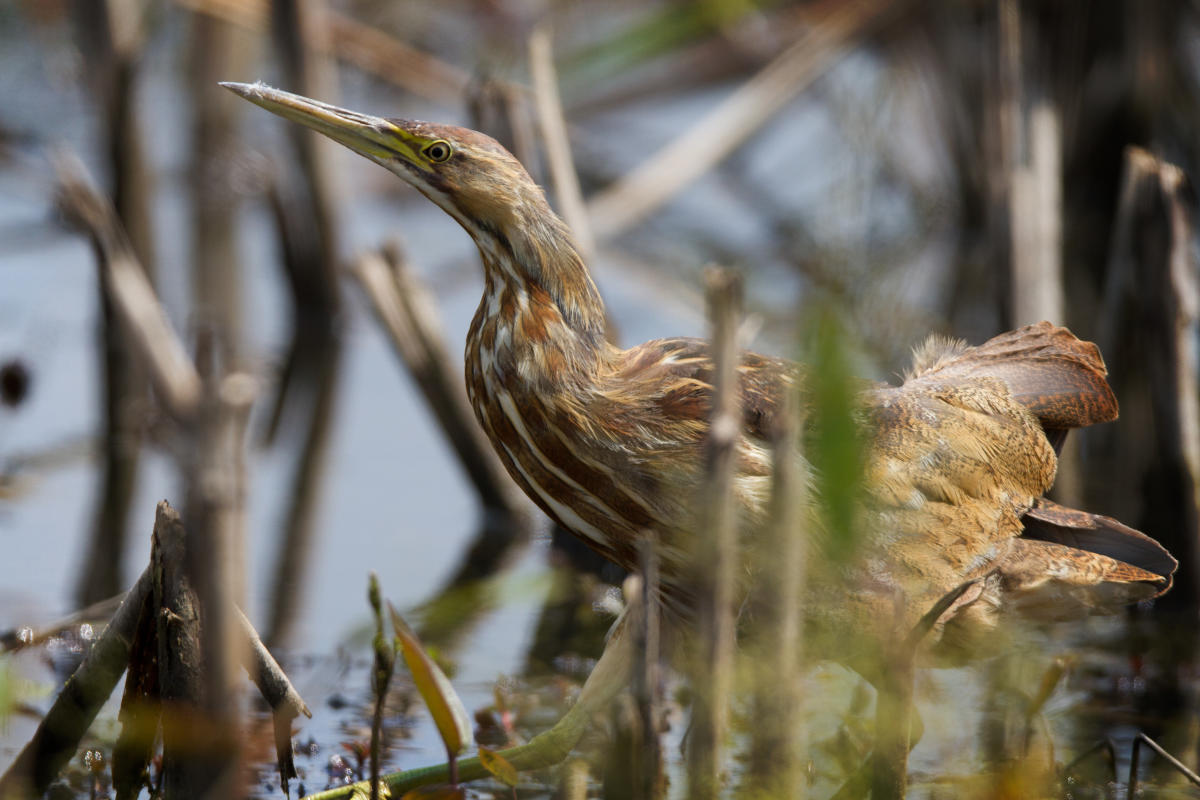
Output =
[
  {"x1": 221, "y1": 82, "x2": 550, "y2": 244},
  {"x1": 222, "y1": 82, "x2": 606, "y2": 344}
]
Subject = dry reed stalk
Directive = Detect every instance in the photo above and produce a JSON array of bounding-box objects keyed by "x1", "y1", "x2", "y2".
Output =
[
  {"x1": 529, "y1": 26, "x2": 596, "y2": 265},
  {"x1": 186, "y1": 10, "x2": 251, "y2": 365},
  {"x1": 632, "y1": 535, "x2": 663, "y2": 799},
  {"x1": 1098, "y1": 147, "x2": 1200, "y2": 606},
  {"x1": 686, "y1": 267, "x2": 742, "y2": 799},
  {"x1": 743, "y1": 384, "x2": 806, "y2": 798}
]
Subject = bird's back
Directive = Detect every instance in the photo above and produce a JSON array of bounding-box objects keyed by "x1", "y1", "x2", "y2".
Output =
[
  {"x1": 812, "y1": 322, "x2": 1173, "y2": 663},
  {"x1": 575, "y1": 323, "x2": 1175, "y2": 663}
]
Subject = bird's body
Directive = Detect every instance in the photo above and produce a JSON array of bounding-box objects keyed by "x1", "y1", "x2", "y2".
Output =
[{"x1": 224, "y1": 83, "x2": 1176, "y2": 667}]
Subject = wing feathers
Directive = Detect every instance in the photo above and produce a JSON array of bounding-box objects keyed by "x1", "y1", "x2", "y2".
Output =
[
  {"x1": 1022, "y1": 498, "x2": 1177, "y2": 586},
  {"x1": 907, "y1": 321, "x2": 1118, "y2": 430}
]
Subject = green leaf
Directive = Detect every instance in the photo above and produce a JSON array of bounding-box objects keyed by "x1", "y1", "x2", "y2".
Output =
[
  {"x1": 388, "y1": 602, "x2": 473, "y2": 758},
  {"x1": 478, "y1": 746, "x2": 519, "y2": 787},
  {"x1": 806, "y1": 309, "x2": 867, "y2": 562}
]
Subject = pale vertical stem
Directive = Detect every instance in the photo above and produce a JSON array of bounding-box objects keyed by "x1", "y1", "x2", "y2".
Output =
[
  {"x1": 187, "y1": 11, "x2": 253, "y2": 365},
  {"x1": 1096, "y1": 148, "x2": 1200, "y2": 606},
  {"x1": 1010, "y1": 101, "x2": 1063, "y2": 326},
  {"x1": 999, "y1": 2, "x2": 1076, "y2": 505},
  {"x1": 743, "y1": 385, "x2": 806, "y2": 798},
  {"x1": 529, "y1": 26, "x2": 595, "y2": 264},
  {"x1": 179, "y1": 338, "x2": 251, "y2": 798},
  {"x1": 1002, "y1": 0, "x2": 1065, "y2": 329},
  {"x1": 631, "y1": 534, "x2": 663, "y2": 799},
  {"x1": 1160, "y1": 164, "x2": 1200, "y2": 603},
  {"x1": 687, "y1": 268, "x2": 742, "y2": 799}
]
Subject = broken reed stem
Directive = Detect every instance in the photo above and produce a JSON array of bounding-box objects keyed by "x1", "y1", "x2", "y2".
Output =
[
  {"x1": 1155, "y1": 160, "x2": 1200, "y2": 606},
  {"x1": 686, "y1": 267, "x2": 743, "y2": 799},
  {"x1": 586, "y1": 0, "x2": 903, "y2": 240},
  {"x1": 367, "y1": 574, "x2": 394, "y2": 800},
  {"x1": 237, "y1": 602, "x2": 310, "y2": 790},
  {"x1": 529, "y1": 26, "x2": 595, "y2": 264},
  {"x1": 154, "y1": 497, "x2": 218, "y2": 799},
  {"x1": 351, "y1": 246, "x2": 522, "y2": 518}
]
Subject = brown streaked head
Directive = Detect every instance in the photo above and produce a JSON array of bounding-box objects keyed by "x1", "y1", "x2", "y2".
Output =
[
  {"x1": 221, "y1": 81, "x2": 606, "y2": 342},
  {"x1": 220, "y1": 81, "x2": 544, "y2": 240}
]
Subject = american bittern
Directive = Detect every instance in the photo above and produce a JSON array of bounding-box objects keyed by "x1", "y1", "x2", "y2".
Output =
[{"x1": 223, "y1": 82, "x2": 1176, "y2": 782}]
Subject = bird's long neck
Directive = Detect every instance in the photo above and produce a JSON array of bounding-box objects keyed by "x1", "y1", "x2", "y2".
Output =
[{"x1": 464, "y1": 201, "x2": 609, "y2": 393}]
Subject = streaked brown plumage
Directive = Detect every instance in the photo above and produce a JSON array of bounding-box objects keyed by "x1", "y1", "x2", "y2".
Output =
[{"x1": 224, "y1": 83, "x2": 1176, "y2": 668}]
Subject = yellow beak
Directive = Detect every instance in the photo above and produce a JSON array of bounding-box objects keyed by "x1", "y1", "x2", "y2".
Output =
[{"x1": 220, "y1": 81, "x2": 419, "y2": 164}]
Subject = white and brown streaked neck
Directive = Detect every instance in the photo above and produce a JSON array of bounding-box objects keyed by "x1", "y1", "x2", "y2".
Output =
[{"x1": 459, "y1": 182, "x2": 610, "y2": 394}]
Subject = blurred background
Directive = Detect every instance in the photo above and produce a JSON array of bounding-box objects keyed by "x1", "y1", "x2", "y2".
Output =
[{"x1": 0, "y1": 0, "x2": 1198, "y2": 797}]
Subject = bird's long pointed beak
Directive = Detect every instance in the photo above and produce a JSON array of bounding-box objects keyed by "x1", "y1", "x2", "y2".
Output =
[{"x1": 220, "y1": 81, "x2": 418, "y2": 164}]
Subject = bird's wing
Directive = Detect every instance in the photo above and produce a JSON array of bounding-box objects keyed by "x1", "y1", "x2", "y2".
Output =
[
  {"x1": 902, "y1": 320, "x2": 1118, "y2": 447},
  {"x1": 606, "y1": 337, "x2": 798, "y2": 444},
  {"x1": 862, "y1": 323, "x2": 1172, "y2": 658}
]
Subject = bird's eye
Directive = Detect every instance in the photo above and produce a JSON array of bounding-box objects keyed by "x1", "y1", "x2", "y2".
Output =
[{"x1": 423, "y1": 141, "x2": 452, "y2": 163}]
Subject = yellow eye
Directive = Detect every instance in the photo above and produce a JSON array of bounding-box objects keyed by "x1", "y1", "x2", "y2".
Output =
[{"x1": 423, "y1": 140, "x2": 452, "y2": 163}]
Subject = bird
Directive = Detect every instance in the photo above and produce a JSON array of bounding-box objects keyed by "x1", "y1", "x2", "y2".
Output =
[{"x1": 222, "y1": 81, "x2": 1177, "y2": 786}]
